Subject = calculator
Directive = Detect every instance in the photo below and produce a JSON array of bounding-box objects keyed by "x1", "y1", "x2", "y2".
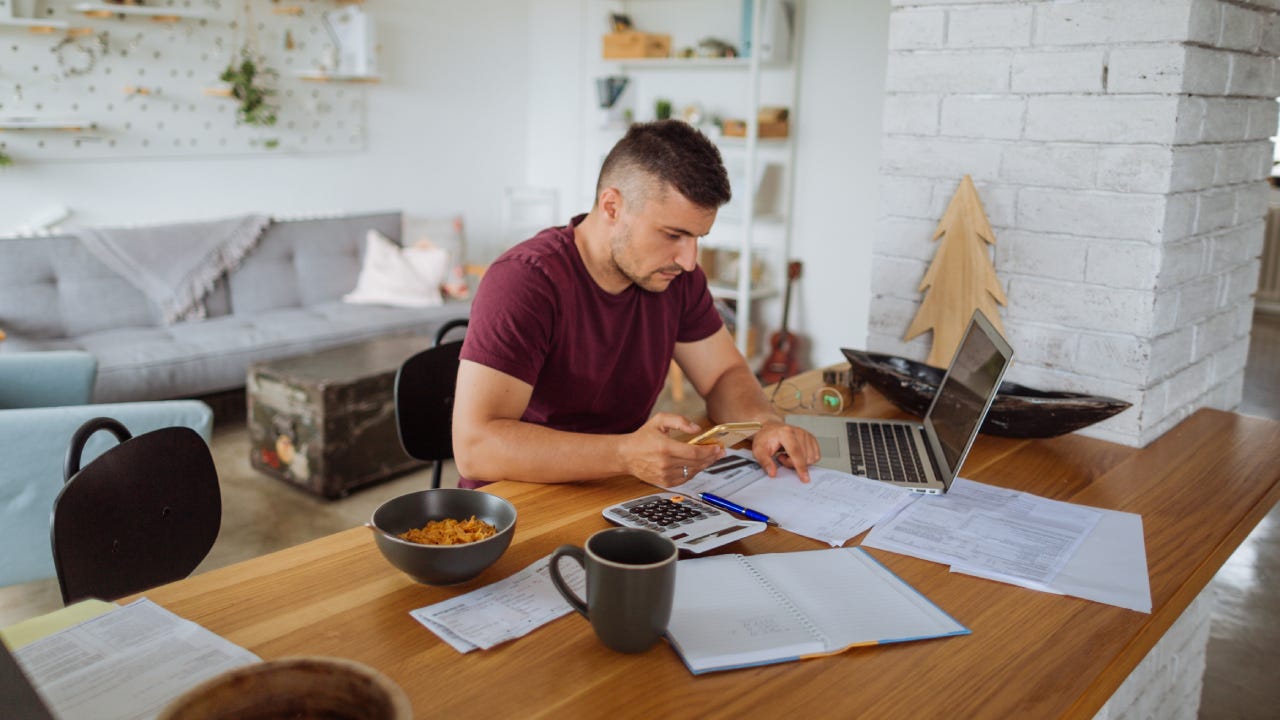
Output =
[{"x1": 601, "y1": 492, "x2": 767, "y2": 554}]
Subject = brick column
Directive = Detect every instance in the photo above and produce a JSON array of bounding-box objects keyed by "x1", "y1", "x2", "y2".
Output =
[{"x1": 872, "y1": 0, "x2": 1280, "y2": 446}]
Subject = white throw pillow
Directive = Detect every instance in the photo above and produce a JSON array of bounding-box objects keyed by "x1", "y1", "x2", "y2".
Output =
[{"x1": 343, "y1": 229, "x2": 448, "y2": 307}]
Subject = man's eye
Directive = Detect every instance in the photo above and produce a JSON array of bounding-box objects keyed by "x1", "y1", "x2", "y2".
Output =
[{"x1": 665, "y1": 232, "x2": 681, "y2": 241}]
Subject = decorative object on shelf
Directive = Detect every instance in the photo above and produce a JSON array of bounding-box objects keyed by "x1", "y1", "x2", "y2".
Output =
[
  {"x1": 654, "y1": 97, "x2": 672, "y2": 120},
  {"x1": 219, "y1": 49, "x2": 279, "y2": 128},
  {"x1": 905, "y1": 175, "x2": 1009, "y2": 367},
  {"x1": 723, "y1": 106, "x2": 789, "y2": 138},
  {"x1": 320, "y1": 4, "x2": 377, "y2": 78},
  {"x1": 52, "y1": 31, "x2": 109, "y2": 77},
  {"x1": 602, "y1": 31, "x2": 671, "y2": 59},
  {"x1": 841, "y1": 349, "x2": 1132, "y2": 438},
  {"x1": 696, "y1": 37, "x2": 737, "y2": 58},
  {"x1": 594, "y1": 75, "x2": 629, "y2": 128},
  {"x1": 609, "y1": 13, "x2": 632, "y2": 33}
]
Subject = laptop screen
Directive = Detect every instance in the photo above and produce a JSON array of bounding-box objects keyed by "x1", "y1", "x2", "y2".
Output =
[{"x1": 924, "y1": 312, "x2": 1012, "y2": 479}]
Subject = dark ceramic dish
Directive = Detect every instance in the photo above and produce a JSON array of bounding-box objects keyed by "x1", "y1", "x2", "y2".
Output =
[
  {"x1": 841, "y1": 349, "x2": 1131, "y2": 439},
  {"x1": 369, "y1": 489, "x2": 516, "y2": 585}
]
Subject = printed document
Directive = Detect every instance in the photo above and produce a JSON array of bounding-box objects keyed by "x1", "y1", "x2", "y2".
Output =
[
  {"x1": 669, "y1": 450, "x2": 918, "y2": 546},
  {"x1": 411, "y1": 555, "x2": 585, "y2": 652},
  {"x1": 11, "y1": 598, "x2": 260, "y2": 720},
  {"x1": 864, "y1": 478, "x2": 1151, "y2": 612}
]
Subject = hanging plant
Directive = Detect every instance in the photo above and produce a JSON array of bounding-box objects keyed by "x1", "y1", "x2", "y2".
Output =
[{"x1": 219, "y1": 49, "x2": 279, "y2": 128}]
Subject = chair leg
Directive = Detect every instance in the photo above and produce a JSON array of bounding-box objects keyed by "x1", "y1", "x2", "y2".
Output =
[{"x1": 668, "y1": 360, "x2": 686, "y2": 403}]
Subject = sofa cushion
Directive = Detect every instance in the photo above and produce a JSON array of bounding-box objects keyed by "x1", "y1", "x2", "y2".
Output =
[
  {"x1": 0, "y1": 235, "x2": 158, "y2": 339},
  {"x1": 230, "y1": 212, "x2": 401, "y2": 315}
]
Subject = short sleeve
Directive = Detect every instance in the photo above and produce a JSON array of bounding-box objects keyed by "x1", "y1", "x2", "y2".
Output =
[
  {"x1": 460, "y1": 256, "x2": 556, "y2": 386},
  {"x1": 677, "y1": 266, "x2": 723, "y2": 343}
]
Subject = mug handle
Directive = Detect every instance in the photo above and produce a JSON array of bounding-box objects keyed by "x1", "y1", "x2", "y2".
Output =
[{"x1": 549, "y1": 544, "x2": 587, "y2": 617}]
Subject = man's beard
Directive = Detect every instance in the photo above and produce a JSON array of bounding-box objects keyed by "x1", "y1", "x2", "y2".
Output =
[{"x1": 609, "y1": 221, "x2": 682, "y2": 293}]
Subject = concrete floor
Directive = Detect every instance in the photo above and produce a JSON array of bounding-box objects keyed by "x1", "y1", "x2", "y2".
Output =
[{"x1": 2, "y1": 315, "x2": 1278, "y2": 718}]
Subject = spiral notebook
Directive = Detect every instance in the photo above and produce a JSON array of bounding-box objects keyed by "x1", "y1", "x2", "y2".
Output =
[{"x1": 665, "y1": 547, "x2": 969, "y2": 674}]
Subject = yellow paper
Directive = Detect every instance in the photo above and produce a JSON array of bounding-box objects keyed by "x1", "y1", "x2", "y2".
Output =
[{"x1": 0, "y1": 599, "x2": 117, "y2": 650}]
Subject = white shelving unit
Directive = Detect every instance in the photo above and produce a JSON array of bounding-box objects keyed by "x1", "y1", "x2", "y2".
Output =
[
  {"x1": 588, "y1": 0, "x2": 801, "y2": 358},
  {"x1": 0, "y1": 1, "x2": 68, "y2": 31}
]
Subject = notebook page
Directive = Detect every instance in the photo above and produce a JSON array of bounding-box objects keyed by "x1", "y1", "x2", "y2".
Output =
[
  {"x1": 749, "y1": 548, "x2": 968, "y2": 652},
  {"x1": 667, "y1": 554, "x2": 825, "y2": 672}
]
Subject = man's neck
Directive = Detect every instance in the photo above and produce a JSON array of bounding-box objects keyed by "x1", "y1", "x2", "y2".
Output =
[{"x1": 573, "y1": 210, "x2": 631, "y2": 295}]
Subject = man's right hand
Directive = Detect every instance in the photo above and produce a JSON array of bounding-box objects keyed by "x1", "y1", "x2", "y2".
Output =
[{"x1": 619, "y1": 413, "x2": 725, "y2": 487}]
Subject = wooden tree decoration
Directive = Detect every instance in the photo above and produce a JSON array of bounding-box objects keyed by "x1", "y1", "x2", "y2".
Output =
[{"x1": 904, "y1": 175, "x2": 1009, "y2": 367}]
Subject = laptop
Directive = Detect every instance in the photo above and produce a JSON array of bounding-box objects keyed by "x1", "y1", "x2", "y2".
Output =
[
  {"x1": 1, "y1": 642, "x2": 56, "y2": 720},
  {"x1": 788, "y1": 310, "x2": 1013, "y2": 494}
]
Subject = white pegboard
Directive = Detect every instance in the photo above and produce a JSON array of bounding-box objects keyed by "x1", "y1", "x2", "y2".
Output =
[{"x1": 0, "y1": 0, "x2": 369, "y2": 162}]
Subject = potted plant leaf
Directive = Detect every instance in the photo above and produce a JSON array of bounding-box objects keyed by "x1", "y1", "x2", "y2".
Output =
[
  {"x1": 220, "y1": 49, "x2": 279, "y2": 129},
  {"x1": 0, "y1": 149, "x2": 12, "y2": 167}
]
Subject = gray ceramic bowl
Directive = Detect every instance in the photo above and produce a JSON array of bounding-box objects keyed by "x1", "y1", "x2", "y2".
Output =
[{"x1": 369, "y1": 489, "x2": 516, "y2": 585}]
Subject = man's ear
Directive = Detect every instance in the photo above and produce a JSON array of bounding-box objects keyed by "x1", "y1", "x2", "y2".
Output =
[{"x1": 599, "y1": 186, "x2": 623, "y2": 223}]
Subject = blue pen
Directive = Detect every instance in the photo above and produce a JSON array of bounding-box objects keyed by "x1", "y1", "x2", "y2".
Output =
[{"x1": 699, "y1": 492, "x2": 778, "y2": 526}]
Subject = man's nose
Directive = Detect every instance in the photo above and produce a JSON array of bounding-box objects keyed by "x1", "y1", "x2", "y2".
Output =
[{"x1": 676, "y1": 238, "x2": 698, "y2": 272}]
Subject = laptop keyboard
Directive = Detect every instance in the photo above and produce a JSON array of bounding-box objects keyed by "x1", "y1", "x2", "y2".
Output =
[{"x1": 847, "y1": 423, "x2": 928, "y2": 484}]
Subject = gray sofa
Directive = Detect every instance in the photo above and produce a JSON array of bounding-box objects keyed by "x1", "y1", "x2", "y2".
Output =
[{"x1": 0, "y1": 211, "x2": 470, "y2": 402}]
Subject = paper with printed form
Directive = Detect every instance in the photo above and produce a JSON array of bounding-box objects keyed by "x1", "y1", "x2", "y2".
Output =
[
  {"x1": 669, "y1": 450, "x2": 918, "y2": 546},
  {"x1": 11, "y1": 598, "x2": 260, "y2": 720},
  {"x1": 864, "y1": 478, "x2": 1150, "y2": 612},
  {"x1": 410, "y1": 555, "x2": 586, "y2": 652}
]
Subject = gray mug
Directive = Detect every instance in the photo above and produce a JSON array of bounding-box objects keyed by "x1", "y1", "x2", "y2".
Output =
[{"x1": 549, "y1": 527, "x2": 677, "y2": 653}]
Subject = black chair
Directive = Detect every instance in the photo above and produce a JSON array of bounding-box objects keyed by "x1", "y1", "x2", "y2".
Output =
[
  {"x1": 51, "y1": 417, "x2": 221, "y2": 605},
  {"x1": 395, "y1": 319, "x2": 468, "y2": 489}
]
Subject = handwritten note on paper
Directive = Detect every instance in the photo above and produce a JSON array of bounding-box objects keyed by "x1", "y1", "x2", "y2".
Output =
[
  {"x1": 669, "y1": 450, "x2": 918, "y2": 546},
  {"x1": 13, "y1": 598, "x2": 260, "y2": 720},
  {"x1": 410, "y1": 555, "x2": 586, "y2": 652}
]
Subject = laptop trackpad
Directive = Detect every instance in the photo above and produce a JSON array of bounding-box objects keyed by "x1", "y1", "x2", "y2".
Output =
[{"x1": 816, "y1": 435, "x2": 841, "y2": 457}]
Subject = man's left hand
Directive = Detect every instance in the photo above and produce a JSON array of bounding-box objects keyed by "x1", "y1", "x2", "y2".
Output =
[{"x1": 749, "y1": 422, "x2": 821, "y2": 483}]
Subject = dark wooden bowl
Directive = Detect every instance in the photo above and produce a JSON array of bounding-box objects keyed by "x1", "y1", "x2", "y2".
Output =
[{"x1": 841, "y1": 349, "x2": 1132, "y2": 439}]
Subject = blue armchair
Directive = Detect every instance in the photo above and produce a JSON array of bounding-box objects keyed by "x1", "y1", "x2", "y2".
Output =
[{"x1": 0, "y1": 351, "x2": 215, "y2": 588}]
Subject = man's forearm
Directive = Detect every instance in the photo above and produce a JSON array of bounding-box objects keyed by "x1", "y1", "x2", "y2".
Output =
[
  {"x1": 454, "y1": 419, "x2": 630, "y2": 484},
  {"x1": 702, "y1": 363, "x2": 784, "y2": 427}
]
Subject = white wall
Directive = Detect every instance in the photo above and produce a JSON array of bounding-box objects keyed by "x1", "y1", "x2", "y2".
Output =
[
  {"x1": 0, "y1": 1, "x2": 532, "y2": 259},
  {"x1": 791, "y1": 0, "x2": 889, "y2": 367},
  {"x1": 523, "y1": 0, "x2": 890, "y2": 367}
]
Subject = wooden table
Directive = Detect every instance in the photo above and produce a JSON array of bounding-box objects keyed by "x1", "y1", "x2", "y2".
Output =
[{"x1": 136, "y1": 369, "x2": 1280, "y2": 718}]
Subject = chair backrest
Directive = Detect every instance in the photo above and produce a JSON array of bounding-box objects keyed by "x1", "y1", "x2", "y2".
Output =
[
  {"x1": 394, "y1": 319, "x2": 468, "y2": 488},
  {"x1": 51, "y1": 417, "x2": 221, "y2": 604}
]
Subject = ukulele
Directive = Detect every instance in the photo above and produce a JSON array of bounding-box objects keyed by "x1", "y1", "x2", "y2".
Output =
[{"x1": 758, "y1": 260, "x2": 803, "y2": 385}]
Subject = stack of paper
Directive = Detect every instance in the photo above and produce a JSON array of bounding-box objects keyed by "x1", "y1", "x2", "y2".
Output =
[{"x1": 864, "y1": 478, "x2": 1151, "y2": 612}]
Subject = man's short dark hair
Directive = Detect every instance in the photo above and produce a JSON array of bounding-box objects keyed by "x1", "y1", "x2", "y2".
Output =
[{"x1": 596, "y1": 120, "x2": 732, "y2": 210}]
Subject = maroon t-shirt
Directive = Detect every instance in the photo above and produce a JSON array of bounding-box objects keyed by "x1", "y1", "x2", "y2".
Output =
[{"x1": 462, "y1": 215, "x2": 723, "y2": 438}]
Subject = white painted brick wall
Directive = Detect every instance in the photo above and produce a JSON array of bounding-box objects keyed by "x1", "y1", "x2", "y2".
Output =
[
  {"x1": 947, "y1": 6, "x2": 1032, "y2": 48},
  {"x1": 1025, "y1": 96, "x2": 1181, "y2": 144},
  {"x1": 874, "y1": 0, "x2": 1277, "y2": 447},
  {"x1": 1011, "y1": 49, "x2": 1105, "y2": 93},
  {"x1": 940, "y1": 96, "x2": 1025, "y2": 139},
  {"x1": 882, "y1": 93, "x2": 941, "y2": 135},
  {"x1": 888, "y1": 9, "x2": 946, "y2": 51},
  {"x1": 1108, "y1": 45, "x2": 1188, "y2": 94}
]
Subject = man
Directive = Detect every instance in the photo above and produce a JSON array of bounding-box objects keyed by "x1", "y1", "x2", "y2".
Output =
[{"x1": 453, "y1": 120, "x2": 819, "y2": 488}]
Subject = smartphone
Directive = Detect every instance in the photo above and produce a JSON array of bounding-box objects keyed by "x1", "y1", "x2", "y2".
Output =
[{"x1": 687, "y1": 421, "x2": 763, "y2": 448}]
